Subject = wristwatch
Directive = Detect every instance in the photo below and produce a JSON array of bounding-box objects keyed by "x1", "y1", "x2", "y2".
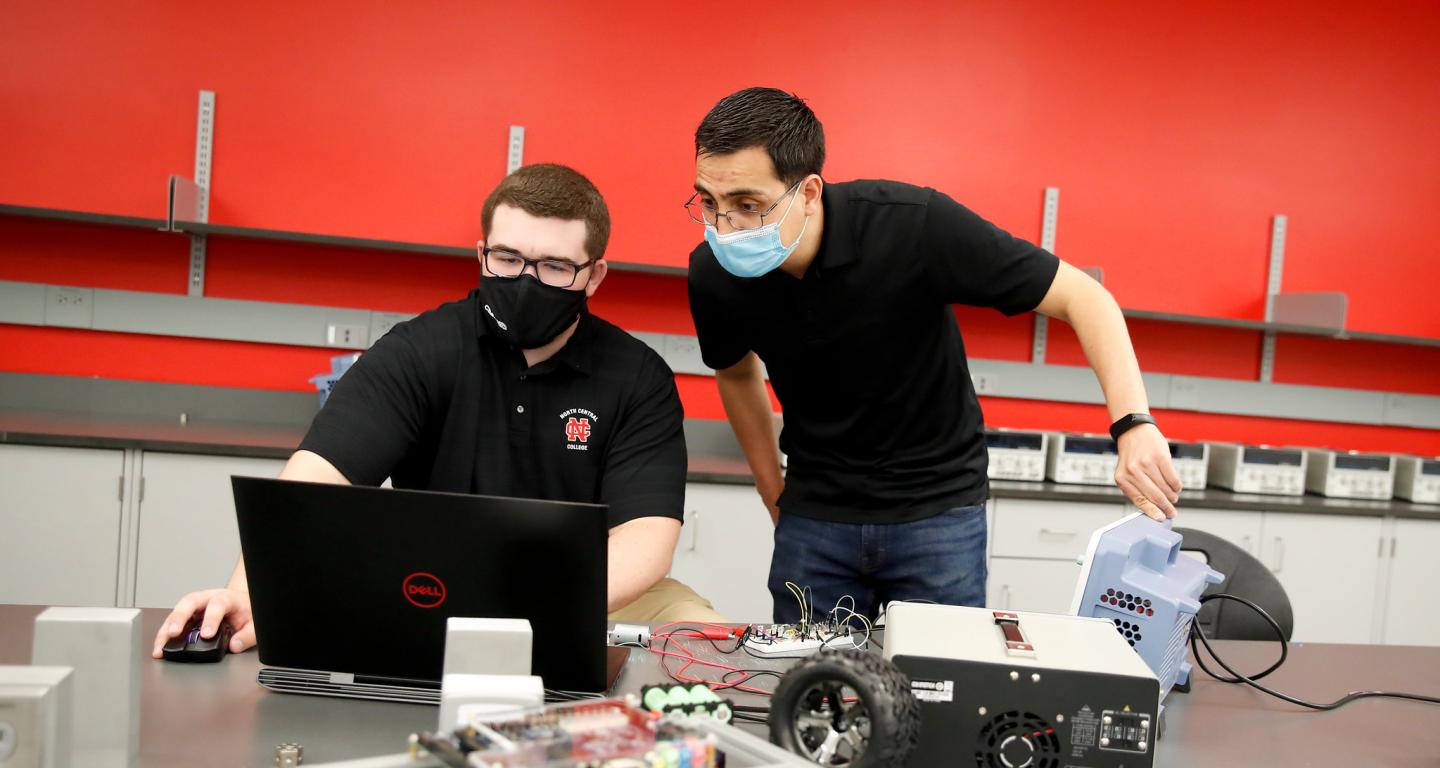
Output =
[{"x1": 1109, "y1": 413, "x2": 1157, "y2": 441}]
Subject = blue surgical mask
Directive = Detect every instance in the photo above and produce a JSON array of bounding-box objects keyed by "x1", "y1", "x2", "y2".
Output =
[{"x1": 704, "y1": 187, "x2": 810, "y2": 279}]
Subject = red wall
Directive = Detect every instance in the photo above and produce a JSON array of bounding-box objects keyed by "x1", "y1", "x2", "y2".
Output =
[{"x1": 2, "y1": 2, "x2": 1438, "y2": 455}]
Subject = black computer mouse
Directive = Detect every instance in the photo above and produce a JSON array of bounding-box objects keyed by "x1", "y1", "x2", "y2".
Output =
[{"x1": 161, "y1": 618, "x2": 234, "y2": 663}]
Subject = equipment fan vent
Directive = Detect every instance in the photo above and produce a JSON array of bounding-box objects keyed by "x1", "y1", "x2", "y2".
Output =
[{"x1": 974, "y1": 710, "x2": 1061, "y2": 768}]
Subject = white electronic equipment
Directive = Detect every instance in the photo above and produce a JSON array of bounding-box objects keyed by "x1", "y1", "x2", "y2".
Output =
[
  {"x1": 883, "y1": 603, "x2": 1158, "y2": 768},
  {"x1": 0, "y1": 666, "x2": 73, "y2": 768},
  {"x1": 1394, "y1": 456, "x2": 1440, "y2": 504},
  {"x1": 1204, "y1": 443, "x2": 1307, "y2": 496},
  {"x1": 1304, "y1": 449, "x2": 1395, "y2": 500},
  {"x1": 984, "y1": 430, "x2": 1050, "y2": 482},
  {"x1": 31, "y1": 607, "x2": 142, "y2": 768},
  {"x1": 1047, "y1": 433, "x2": 1120, "y2": 486},
  {"x1": 1168, "y1": 440, "x2": 1209, "y2": 490}
]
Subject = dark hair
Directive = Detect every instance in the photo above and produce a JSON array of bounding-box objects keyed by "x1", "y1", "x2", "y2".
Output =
[
  {"x1": 481, "y1": 163, "x2": 611, "y2": 260},
  {"x1": 694, "y1": 87, "x2": 825, "y2": 186}
]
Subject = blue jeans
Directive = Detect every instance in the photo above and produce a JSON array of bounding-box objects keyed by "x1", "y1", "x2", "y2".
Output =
[{"x1": 767, "y1": 505, "x2": 988, "y2": 624}]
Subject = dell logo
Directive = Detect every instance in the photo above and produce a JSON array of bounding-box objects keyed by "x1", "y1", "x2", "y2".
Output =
[{"x1": 402, "y1": 572, "x2": 447, "y2": 608}]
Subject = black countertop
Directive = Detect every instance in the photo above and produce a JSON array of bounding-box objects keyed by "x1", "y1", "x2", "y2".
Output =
[{"x1": 3, "y1": 372, "x2": 1437, "y2": 520}]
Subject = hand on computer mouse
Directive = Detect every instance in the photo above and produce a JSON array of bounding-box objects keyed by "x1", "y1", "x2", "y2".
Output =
[{"x1": 151, "y1": 587, "x2": 256, "y2": 660}]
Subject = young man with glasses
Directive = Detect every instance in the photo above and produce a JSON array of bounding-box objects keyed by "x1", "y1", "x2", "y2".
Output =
[
  {"x1": 685, "y1": 87, "x2": 1182, "y2": 623},
  {"x1": 153, "y1": 164, "x2": 722, "y2": 659}
]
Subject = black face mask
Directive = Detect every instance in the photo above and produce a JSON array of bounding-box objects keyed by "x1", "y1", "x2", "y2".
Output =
[{"x1": 479, "y1": 275, "x2": 588, "y2": 349}]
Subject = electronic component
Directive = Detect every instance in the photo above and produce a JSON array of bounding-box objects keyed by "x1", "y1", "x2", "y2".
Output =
[
  {"x1": 1168, "y1": 440, "x2": 1209, "y2": 490},
  {"x1": 31, "y1": 607, "x2": 142, "y2": 768},
  {"x1": 1394, "y1": 455, "x2": 1440, "y2": 503},
  {"x1": 1305, "y1": 449, "x2": 1395, "y2": 500},
  {"x1": 1047, "y1": 433, "x2": 1120, "y2": 486},
  {"x1": 984, "y1": 430, "x2": 1049, "y2": 482},
  {"x1": 743, "y1": 623, "x2": 858, "y2": 658},
  {"x1": 883, "y1": 603, "x2": 1159, "y2": 768},
  {"x1": 1205, "y1": 443, "x2": 1307, "y2": 495},
  {"x1": 640, "y1": 684, "x2": 735, "y2": 724},
  {"x1": 1071, "y1": 513, "x2": 1222, "y2": 705},
  {"x1": 0, "y1": 666, "x2": 73, "y2": 768},
  {"x1": 414, "y1": 698, "x2": 722, "y2": 768},
  {"x1": 608, "y1": 623, "x2": 650, "y2": 648}
]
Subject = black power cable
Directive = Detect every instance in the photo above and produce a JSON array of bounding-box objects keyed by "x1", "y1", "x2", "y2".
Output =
[{"x1": 1188, "y1": 593, "x2": 1440, "y2": 710}]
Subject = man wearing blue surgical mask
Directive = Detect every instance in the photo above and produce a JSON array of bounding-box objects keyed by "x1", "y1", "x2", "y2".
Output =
[{"x1": 686, "y1": 87, "x2": 1183, "y2": 624}]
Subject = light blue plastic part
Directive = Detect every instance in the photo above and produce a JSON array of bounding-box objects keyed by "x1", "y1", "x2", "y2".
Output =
[
  {"x1": 1070, "y1": 513, "x2": 1224, "y2": 700},
  {"x1": 309, "y1": 353, "x2": 362, "y2": 406}
]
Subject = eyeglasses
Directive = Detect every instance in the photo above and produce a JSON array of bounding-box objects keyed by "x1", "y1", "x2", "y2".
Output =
[
  {"x1": 480, "y1": 246, "x2": 593, "y2": 288},
  {"x1": 684, "y1": 180, "x2": 803, "y2": 231}
]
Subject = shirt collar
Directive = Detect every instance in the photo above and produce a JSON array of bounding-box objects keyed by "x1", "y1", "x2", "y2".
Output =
[{"x1": 813, "y1": 181, "x2": 858, "y2": 270}]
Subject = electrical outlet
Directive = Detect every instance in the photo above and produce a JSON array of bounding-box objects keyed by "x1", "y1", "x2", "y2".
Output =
[
  {"x1": 971, "y1": 372, "x2": 998, "y2": 395},
  {"x1": 663, "y1": 334, "x2": 707, "y2": 375},
  {"x1": 44, "y1": 286, "x2": 94, "y2": 328},
  {"x1": 368, "y1": 312, "x2": 416, "y2": 346},
  {"x1": 326, "y1": 323, "x2": 369, "y2": 348}
]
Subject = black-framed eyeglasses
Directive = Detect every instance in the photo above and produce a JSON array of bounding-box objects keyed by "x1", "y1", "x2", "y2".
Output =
[
  {"x1": 684, "y1": 179, "x2": 804, "y2": 231},
  {"x1": 480, "y1": 246, "x2": 594, "y2": 288}
]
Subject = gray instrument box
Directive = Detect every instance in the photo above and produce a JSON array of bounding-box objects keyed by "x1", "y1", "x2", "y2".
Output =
[
  {"x1": 1205, "y1": 443, "x2": 1307, "y2": 496},
  {"x1": 884, "y1": 603, "x2": 1158, "y2": 768},
  {"x1": 1304, "y1": 449, "x2": 1395, "y2": 500},
  {"x1": 1046, "y1": 433, "x2": 1120, "y2": 486},
  {"x1": 1394, "y1": 455, "x2": 1440, "y2": 504}
]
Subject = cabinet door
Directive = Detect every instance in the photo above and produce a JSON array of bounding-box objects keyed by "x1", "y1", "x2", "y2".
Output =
[
  {"x1": 668, "y1": 484, "x2": 775, "y2": 622},
  {"x1": 133, "y1": 452, "x2": 286, "y2": 608},
  {"x1": 1382, "y1": 518, "x2": 1440, "y2": 646},
  {"x1": 1259, "y1": 513, "x2": 1385, "y2": 644},
  {"x1": 1172, "y1": 508, "x2": 1264, "y2": 561},
  {"x1": 0, "y1": 444, "x2": 124, "y2": 606},
  {"x1": 990, "y1": 498, "x2": 1128, "y2": 560},
  {"x1": 986, "y1": 558, "x2": 1082, "y2": 615}
]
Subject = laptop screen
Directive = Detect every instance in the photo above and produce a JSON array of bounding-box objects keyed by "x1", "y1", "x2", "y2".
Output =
[{"x1": 233, "y1": 477, "x2": 609, "y2": 692}]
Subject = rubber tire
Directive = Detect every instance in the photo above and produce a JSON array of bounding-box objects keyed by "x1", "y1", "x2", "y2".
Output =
[{"x1": 768, "y1": 651, "x2": 921, "y2": 768}]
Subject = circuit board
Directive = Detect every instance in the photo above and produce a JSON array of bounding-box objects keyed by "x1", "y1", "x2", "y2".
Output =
[
  {"x1": 743, "y1": 622, "x2": 859, "y2": 657},
  {"x1": 414, "y1": 699, "x2": 720, "y2": 768}
]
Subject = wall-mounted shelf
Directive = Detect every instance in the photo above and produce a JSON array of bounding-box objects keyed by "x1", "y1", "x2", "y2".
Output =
[
  {"x1": 2, "y1": 200, "x2": 1436, "y2": 347},
  {"x1": 0, "y1": 203, "x2": 167, "y2": 231}
]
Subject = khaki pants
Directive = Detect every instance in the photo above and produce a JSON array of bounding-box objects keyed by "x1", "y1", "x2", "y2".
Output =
[{"x1": 608, "y1": 577, "x2": 729, "y2": 624}]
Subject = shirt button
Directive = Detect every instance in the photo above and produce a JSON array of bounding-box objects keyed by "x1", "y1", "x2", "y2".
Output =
[
  {"x1": 519, "y1": 374, "x2": 527, "y2": 380},
  {"x1": 516, "y1": 405, "x2": 525, "y2": 414}
]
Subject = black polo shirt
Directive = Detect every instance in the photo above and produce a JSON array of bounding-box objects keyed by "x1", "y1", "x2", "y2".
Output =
[
  {"x1": 298, "y1": 290, "x2": 687, "y2": 529},
  {"x1": 688, "y1": 179, "x2": 1059, "y2": 524}
]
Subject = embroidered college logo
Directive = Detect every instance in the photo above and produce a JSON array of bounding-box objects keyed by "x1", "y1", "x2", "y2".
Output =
[
  {"x1": 558, "y1": 408, "x2": 599, "y2": 452},
  {"x1": 402, "y1": 572, "x2": 446, "y2": 608},
  {"x1": 565, "y1": 417, "x2": 591, "y2": 443}
]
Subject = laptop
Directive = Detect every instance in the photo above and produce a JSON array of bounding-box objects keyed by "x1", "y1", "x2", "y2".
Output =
[{"x1": 232, "y1": 477, "x2": 625, "y2": 703}]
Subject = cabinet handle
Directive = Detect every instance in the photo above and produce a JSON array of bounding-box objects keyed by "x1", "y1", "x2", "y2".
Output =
[
  {"x1": 686, "y1": 510, "x2": 699, "y2": 552},
  {"x1": 1241, "y1": 535, "x2": 1254, "y2": 555},
  {"x1": 1377, "y1": 538, "x2": 1384, "y2": 558},
  {"x1": 1038, "y1": 528, "x2": 1077, "y2": 539},
  {"x1": 139, "y1": 477, "x2": 145, "y2": 504},
  {"x1": 1390, "y1": 537, "x2": 1397, "y2": 558},
  {"x1": 1271, "y1": 537, "x2": 1284, "y2": 573},
  {"x1": 1001, "y1": 585, "x2": 1012, "y2": 609}
]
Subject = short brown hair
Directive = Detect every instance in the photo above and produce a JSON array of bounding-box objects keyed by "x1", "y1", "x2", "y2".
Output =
[{"x1": 481, "y1": 164, "x2": 611, "y2": 260}]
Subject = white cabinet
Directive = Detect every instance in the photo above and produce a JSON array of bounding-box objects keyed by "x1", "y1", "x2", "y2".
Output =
[
  {"x1": 1258, "y1": 513, "x2": 1386, "y2": 644},
  {"x1": 987, "y1": 498, "x2": 1125, "y2": 614},
  {"x1": 1382, "y1": 518, "x2": 1440, "y2": 646},
  {"x1": 1172, "y1": 508, "x2": 1265, "y2": 561},
  {"x1": 0, "y1": 444, "x2": 125, "y2": 606},
  {"x1": 668, "y1": 484, "x2": 774, "y2": 622},
  {"x1": 132, "y1": 452, "x2": 286, "y2": 608},
  {"x1": 990, "y1": 499, "x2": 1128, "y2": 560},
  {"x1": 986, "y1": 558, "x2": 1081, "y2": 614}
]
